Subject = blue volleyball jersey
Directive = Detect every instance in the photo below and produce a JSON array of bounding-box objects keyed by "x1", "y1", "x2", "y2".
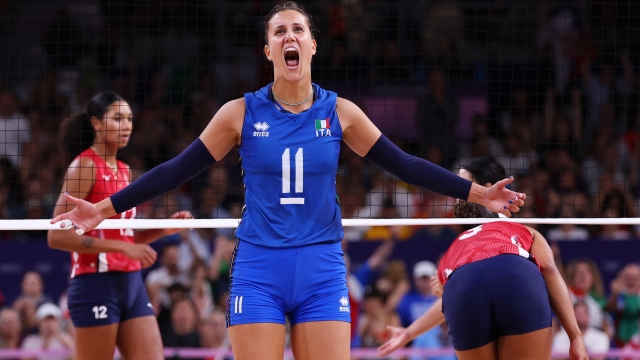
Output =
[{"x1": 235, "y1": 83, "x2": 344, "y2": 247}]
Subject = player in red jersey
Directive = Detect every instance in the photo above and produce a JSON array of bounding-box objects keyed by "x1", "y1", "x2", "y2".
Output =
[
  {"x1": 379, "y1": 157, "x2": 588, "y2": 360},
  {"x1": 47, "y1": 92, "x2": 190, "y2": 360}
]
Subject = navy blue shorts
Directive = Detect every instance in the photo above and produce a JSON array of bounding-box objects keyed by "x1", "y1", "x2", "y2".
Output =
[
  {"x1": 67, "y1": 271, "x2": 154, "y2": 328},
  {"x1": 442, "y1": 254, "x2": 552, "y2": 351},
  {"x1": 226, "y1": 240, "x2": 350, "y2": 327}
]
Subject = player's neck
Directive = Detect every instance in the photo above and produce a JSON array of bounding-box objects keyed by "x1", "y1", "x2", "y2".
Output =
[
  {"x1": 91, "y1": 143, "x2": 118, "y2": 167},
  {"x1": 271, "y1": 78, "x2": 314, "y2": 112}
]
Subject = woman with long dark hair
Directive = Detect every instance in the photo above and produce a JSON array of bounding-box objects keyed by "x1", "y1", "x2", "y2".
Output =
[{"x1": 48, "y1": 92, "x2": 190, "y2": 360}]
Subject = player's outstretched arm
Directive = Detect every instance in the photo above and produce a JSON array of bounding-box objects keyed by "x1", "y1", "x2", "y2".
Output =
[
  {"x1": 51, "y1": 99, "x2": 245, "y2": 234},
  {"x1": 337, "y1": 97, "x2": 525, "y2": 216},
  {"x1": 529, "y1": 228, "x2": 589, "y2": 360},
  {"x1": 377, "y1": 297, "x2": 445, "y2": 357}
]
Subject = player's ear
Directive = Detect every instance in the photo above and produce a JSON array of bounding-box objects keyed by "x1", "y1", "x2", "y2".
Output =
[
  {"x1": 264, "y1": 45, "x2": 271, "y2": 62},
  {"x1": 91, "y1": 116, "x2": 102, "y2": 131},
  {"x1": 311, "y1": 39, "x2": 317, "y2": 55}
]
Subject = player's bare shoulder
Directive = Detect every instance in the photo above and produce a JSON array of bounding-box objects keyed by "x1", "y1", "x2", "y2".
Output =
[
  {"x1": 66, "y1": 155, "x2": 97, "y2": 183},
  {"x1": 200, "y1": 97, "x2": 247, "y2": 160}
]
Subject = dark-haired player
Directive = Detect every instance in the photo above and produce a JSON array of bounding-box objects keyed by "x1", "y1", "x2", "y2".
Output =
[{"x1": 48, "y1": 92, "x2": 189, "y2": 360}]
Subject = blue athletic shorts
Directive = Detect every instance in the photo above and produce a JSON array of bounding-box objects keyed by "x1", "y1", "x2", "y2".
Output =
[
  {"x1": 226, "y1": 240, "x2": 350, "y2": 327},
  {"x1": 67, "y1": 271, "x2": 154, "y2": 328},
  {"x1": 442, "y1": 254, "x2": 552, "y2": 351}
]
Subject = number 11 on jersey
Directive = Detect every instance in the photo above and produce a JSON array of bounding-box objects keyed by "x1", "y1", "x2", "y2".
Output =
[{"x1": 281, "y1": 148, "x2": 304, "y2": 204}]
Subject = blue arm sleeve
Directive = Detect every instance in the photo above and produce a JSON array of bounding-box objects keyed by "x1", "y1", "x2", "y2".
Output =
[
  {"x1": 111, "y1": 138, "x2": 217, "y2": 213},
  {"x1": 364, "y1": 135, "x2": 472, "y2": 200}
]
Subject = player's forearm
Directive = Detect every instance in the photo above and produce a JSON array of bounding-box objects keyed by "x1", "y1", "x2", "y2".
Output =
[
  {"x1": 47, "y1": 230, "x2": 126, "y2": 254},
  {"x1": 467, "y1": 183, "x2": 490, "y2": 204},
  {"x1": 405, "y1": 298, "x2": 445, "y2": 340},
  {"x1": 364, "y1": 135, "x2": 472, "y2": 200},
  {"x1": 134, "y1": 229, "x2": 167, "y2": 244},
  {"x1": 542, "y1": 267, "x2": 582, "y2": 340}
]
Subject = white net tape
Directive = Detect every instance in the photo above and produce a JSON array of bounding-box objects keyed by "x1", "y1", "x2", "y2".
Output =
[{"x1": 3, "y1": 217, "x2": 639, "y2": 230}]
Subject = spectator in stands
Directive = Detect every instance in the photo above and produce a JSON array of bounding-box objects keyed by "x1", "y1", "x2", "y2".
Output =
[
  {"x1": 190, "y1": 264, "x2": 213, "y2": 318},
  {"x1": 606, "y1": 263, "x2": 640, "y2": 347},
  {"x1": 161, "y1": 298, "x2": 200, "y2": 351},
  {"x1": 546, "y1": 205, "x2": 589, "y2": 241},
  {"x1": 198, "y1": 308, "x2": 230, "y2": 353},
  {"x1": 207, "y1": 234, "x2": 235, "y2": 307},
  {"x1": 375, "y1": 260, "x2": 410, "y2": 312},
  {"x1": 13, "y1": 272, "x2": 53, "y2": 334},
  {"x1": 417, "y1": 69, "x2": 458, "y2": 167},
  {"x1": 395, "y1": 261, "x2": 455, "y2": 360},
  {"x1": 0, "y1": 91, "x2": 30, "y2": 168},
  {"x1": 177, "y1": 227, "x2": 214, "y2": 275},
  {"x1": 156, "y1": 283, "x2": 190, "y2": 336},
  {"x1": 358, "y1": 287, "x2": 401, "y2": 350},
  {"x1": 565, "y1": 260, "x2": 608, "y2": 333},
  {"x1": 597, "y1": 191, "x2": 635, "y2": 240},
  {"x1": 344, "y1": 240, "x2": 395, "y2": 347},
  {"x1": 20, "y1": 303, "x2": 74, "y2": 360},
  {"x1": 0, "y1": 307, "x2": 22, "y2": 350},
  {"x1": 146, "y1": 243, "x2": 191, "y2": 311},
  {"x1": 552, "y1": 301, "x2": 609, "y2": 360}
]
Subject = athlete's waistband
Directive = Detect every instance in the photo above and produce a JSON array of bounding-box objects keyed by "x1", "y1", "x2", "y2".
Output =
[{"x1": 236, "y1": 238, "x2": 342, "y2": 252}]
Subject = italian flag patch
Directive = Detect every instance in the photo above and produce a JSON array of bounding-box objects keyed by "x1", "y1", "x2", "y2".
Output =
[{"x1": 315, "y1": 118, "x2": 331, "y2": 130}]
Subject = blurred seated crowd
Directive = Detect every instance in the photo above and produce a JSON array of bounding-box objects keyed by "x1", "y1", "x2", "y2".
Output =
[{"x1": 2, "y1": 236, "x2": 640, "y2": 359}]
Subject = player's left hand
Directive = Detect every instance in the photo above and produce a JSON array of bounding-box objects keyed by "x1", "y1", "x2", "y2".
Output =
[
  {"x1": 377, "y1": 326, "x2": 411, "y2": 357},
  {"x1": 481, "y1": 176, "x2": 526, "y2": 217},
  {"x1": 163, "y1": 211, "x2": 193, "y2": 235}
]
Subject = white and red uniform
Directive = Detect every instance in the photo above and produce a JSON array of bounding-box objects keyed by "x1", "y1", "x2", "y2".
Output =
[
  {"x1": 438, "y1": 221, "x2": 540, "y2": 286},
  {"x1": 69, "y1": 148, "x2": 138, "y2": 278}
]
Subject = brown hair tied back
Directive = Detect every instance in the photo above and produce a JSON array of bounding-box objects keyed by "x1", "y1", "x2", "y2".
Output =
[{"x1": 453, "y1": 201, "x2": 498, "y2": 232}]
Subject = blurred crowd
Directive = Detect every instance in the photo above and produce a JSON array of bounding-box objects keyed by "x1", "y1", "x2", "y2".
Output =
[
  {"x1": 0, "y1": 1, "x2": 638, "y2": 241},
  {"x1": 2, "y1": 240, "x2": 640, "y2": 359}
]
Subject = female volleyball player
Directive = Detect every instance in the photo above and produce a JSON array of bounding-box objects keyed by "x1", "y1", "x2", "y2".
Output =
[
  {"x1": 378, "y1": 158, "x2": 589, "y2": 360},
  {"x1": 47, "y1": 92, "x2": 190, "y2": 360},
  {"x1": 51, "y1": 3, "x2": 526, "y2": 359}
]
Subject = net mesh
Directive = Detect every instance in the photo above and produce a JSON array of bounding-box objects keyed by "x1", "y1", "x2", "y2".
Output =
[{"x1": 1, "y1": 1, "x2": 638, "y2": 240}]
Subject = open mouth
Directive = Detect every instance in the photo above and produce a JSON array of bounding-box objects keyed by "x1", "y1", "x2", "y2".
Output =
[{"x1": 284, "y1": 47, "x2": 299, "y2": 68}]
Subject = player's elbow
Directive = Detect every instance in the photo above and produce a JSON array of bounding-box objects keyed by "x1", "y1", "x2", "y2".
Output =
[
  {"x1": 47, "y1": 230, "x2": 62, "y2": 250},
  {"x1": 539, "y1": 261, "x2": 560, "y2": 279}
]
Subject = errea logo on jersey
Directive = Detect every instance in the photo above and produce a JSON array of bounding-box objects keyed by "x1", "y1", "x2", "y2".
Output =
[
  {"x1": 315, "y1": 118, "x2": 332, "y2": 137},
  {"x1": 253, "y1": 122, "x2": 269, "y2": 137},
  {"x1": 339, "y1": 296, "x2": 349, "y2": 312}
]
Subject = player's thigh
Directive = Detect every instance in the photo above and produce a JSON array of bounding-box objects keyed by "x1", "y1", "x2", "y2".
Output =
[
  {"x1": 74, "y1": 323, "x2": 119, "y2": 360},
  {"x1": 497, "y1": 327, "x2": 552, "y2": 360},
  {"x1": 228, "y1": 323, "x2": 287, "y2": 360},
  {"x1": 290, "y1": 321, "x2": 350, "y2": 360},
  {"x1": 116, "y1": 315, "x2": 164, "y2": 360},
  {"x1": 454, "y1": 341, "x2": 498, "y2": 360}
]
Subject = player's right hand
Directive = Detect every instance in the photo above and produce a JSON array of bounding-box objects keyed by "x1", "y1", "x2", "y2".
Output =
[
  {"x1": 377, "y1": 325, "x2": 410, "y2": 357},
  {"x1": 569, "y1": 337, "x2": 589, "y2": 360},
  {"x1": 122, "y1": 243, "x2": 157, "y2": 268},
  {"x1": 51, "y1": 192, "x2": 105, "y2": 235}
]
